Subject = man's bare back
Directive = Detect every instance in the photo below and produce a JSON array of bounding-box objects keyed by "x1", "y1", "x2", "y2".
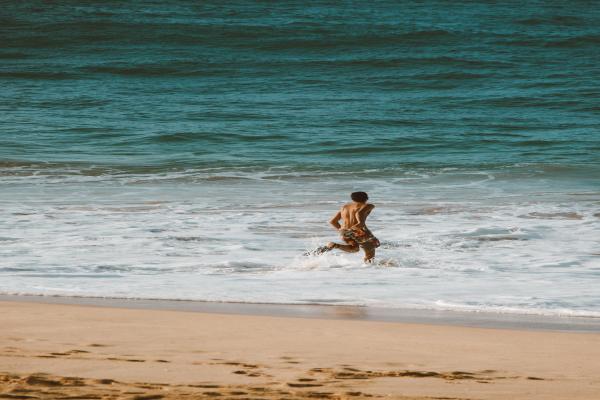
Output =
[
  {"x1": 326, "y1": 191, "x2": 380, "y2": 262},
  {"x1": 338, "y1": 202, "x2": 374, "y2": 229}
]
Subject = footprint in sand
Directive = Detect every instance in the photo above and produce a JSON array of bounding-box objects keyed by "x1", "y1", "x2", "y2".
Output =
[
  {"x1": 280, "y1": 356, "x2": 301, "y2": 364},
  {"x1": 95, "y1": 378, "x2": 118, "y2": 385},
  {"x1": 107, "y1": 357, "x2": 146, "y2": 362},
  {"x1": 306, "y1": 391, "x2": 335, "y2": 398},
  {"x1": 132, "y1": 395, "x2": 164, "y2": 400},
  {"x1": 287, "y1": 382, "x2": 323, "y2": 388},
  {"x1": 233, "y1": 370, "x2": 261, "y2": 378},
  {"x1": 49, "y1": 349, "x2": 90, "y2": 356},
  {"x1": 188, "y1": 384, "x2": 221, "y2": 389}
]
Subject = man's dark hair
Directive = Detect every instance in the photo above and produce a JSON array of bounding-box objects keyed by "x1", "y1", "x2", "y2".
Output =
[{"x1": 351, "y1": 191, "x2": 368, "y2": 203}]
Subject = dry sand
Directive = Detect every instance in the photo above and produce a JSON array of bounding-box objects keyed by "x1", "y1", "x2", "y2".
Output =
[{"x1": 1, "y1": 300, "x2": 600, "y2": 400}]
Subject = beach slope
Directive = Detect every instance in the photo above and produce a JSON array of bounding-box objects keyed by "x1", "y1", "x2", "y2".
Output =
[{"x1": 1, "y1": 301, "x2": 600, "y2": 399}]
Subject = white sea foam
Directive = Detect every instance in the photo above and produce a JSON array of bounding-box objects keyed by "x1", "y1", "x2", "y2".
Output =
[{"x1": 1, "y1": 170, "x2": 599, "y2": 317}]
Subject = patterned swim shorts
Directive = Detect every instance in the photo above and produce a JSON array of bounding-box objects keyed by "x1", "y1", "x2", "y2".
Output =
[{"x1": 340, "y1": 227, "x2": 380, "y2": 249}]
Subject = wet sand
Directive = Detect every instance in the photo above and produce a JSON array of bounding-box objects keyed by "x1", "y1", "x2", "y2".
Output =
[
  {"x1": 2, "y1": 299, "x2": 600, "y2": 399},
  {"x1": 3, "y1": 294, "x2": 600, "y2": 332}
]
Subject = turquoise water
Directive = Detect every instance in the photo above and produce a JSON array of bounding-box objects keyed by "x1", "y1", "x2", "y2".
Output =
[
  {"x1": 2, "y1": 0, "x2": 600, "y2": 170},
  {"x1": 1, "y1": 1, "x2": 599, "y2": 315}
]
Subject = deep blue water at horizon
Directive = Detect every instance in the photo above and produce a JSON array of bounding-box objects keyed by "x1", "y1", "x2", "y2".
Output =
[{"x1": 1, "y1": 0, "x2": 600, "y2": 173}]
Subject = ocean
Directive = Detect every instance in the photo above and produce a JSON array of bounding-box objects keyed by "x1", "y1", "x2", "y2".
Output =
[{"x1": 1, "y1": 0, "x2": 599, "y2": 316}]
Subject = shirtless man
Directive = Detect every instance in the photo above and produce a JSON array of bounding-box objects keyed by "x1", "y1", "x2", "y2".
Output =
[{"x1": 327, "y1": 191, "x2": 380, "y2": 263}]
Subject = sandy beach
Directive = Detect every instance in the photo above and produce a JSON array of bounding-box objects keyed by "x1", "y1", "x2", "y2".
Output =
[{"x1": 2, "y1": 299, "x2": 600, "y2": 399}]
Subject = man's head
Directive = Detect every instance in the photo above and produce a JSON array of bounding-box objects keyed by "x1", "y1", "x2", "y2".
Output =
[{"x1": 351, "y1": 191, "x2": 368, "y2": 203}]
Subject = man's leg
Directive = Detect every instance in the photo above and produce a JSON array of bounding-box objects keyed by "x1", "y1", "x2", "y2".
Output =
[
  {"x1": 327, "y1": 238, "x2": 360, "y2": 253},
  {"x1": 363, "y1": 245, "x2": 375, "y2": 263}
]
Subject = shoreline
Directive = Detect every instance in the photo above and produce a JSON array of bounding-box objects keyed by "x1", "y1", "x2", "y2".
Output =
[{"x1": 2, "y1": 293, "x2": 599, "y2": 333}]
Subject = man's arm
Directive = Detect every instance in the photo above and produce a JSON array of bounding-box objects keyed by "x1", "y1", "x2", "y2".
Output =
[{"x1": 329, "y1": 211, "x2": 342, "y2": 230}]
